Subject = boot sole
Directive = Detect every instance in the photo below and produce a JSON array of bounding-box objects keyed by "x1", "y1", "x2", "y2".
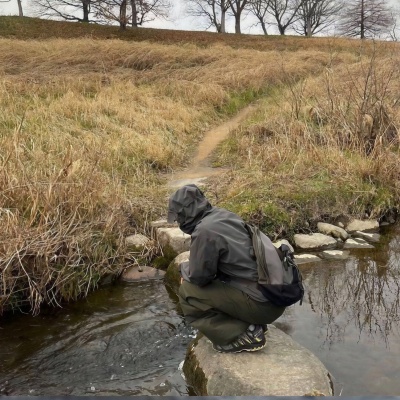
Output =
[{"x1": 213, "y1": 340, "x2": 266, "y2": 354}]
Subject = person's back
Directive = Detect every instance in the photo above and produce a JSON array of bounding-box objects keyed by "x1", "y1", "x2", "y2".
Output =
[
  {"x1": 188, "y1": 206, "x2": 268, "y2": 302},
  {"x1": 167, "y1": 184, "x2": 286, "y2": 353}
]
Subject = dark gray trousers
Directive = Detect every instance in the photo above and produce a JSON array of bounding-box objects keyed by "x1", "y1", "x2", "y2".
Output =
[{"x1": 178, "y1": 279, "x2": 286, "y2": 345}]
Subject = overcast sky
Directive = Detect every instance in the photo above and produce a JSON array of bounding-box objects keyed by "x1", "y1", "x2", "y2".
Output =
[
  {"x1": 0, "y1": 0, "x2": 399, "y2": 36},
  {"x1": 0, "y1": 0, "x2": 289, "y2": 34},
  {"x1": 0, "y1": 0, "x2": 232, "y2": 32}
]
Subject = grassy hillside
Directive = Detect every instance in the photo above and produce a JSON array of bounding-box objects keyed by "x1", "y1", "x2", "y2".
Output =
[
  {"x1": 0, "y1": 16, "x2": 399, "y2": 315},
  {"x1": 1, "y1": 15, "x2": 396, "y2": 53}
]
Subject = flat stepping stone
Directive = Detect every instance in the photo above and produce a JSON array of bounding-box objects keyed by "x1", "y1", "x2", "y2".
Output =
[
  {"x1": 343, "y1": 238, "x2": 375, "y2": 249},
  {"x1": 165, "y1": 251, "x2": 190, "y2": 293},
  {"x1": 183, "y1": 325, "x2": 333, "y2": 396},
  {"x1": 273, "y1": 239, "x2": 294, "y2": 253},
  {"x1": 121, "y1": 266, "x2": 165, "y2": 282},
  {"x1": 156, "y1": 227, "x2": 191, "y2": 254},
  {"x1": 317, "y1": 222, "x2": 349, "y2": 241},
  {"x1": 320, "y1": 250, "x2": 350, "y2": 260},
  {"x1": 294, "y1": 254, "x2": 321, "y2": 264},
  {"x1": 294, "y1": 233, "x2": 337, "y2": 251},
  {"x1": 353, "y1": 231, "x2": 380, "y2": 243},
  {"x1": 346, "y1": 219, "x2": 379, "y2": 233},
  {"x1": 150, "y1": 219, "x2": 177, "y2": 228}
]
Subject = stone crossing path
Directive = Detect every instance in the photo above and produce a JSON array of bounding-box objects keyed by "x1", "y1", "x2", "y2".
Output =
[{"x1": 168, "y1": 104, "x2": 256, "y2": 189}]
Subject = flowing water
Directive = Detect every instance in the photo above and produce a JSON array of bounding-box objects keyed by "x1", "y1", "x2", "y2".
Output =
[
  {"x1": 1, "y1": 225, "x2": 400, "y2": 396},
  {"x1": 0, "y1": 281, "x2": 195, "y2": 396}
]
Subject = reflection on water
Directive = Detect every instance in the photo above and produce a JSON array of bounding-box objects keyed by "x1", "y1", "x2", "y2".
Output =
[
  {"x1": 1, "y1": 226, "x2": 400, "y2": 396},
  {"x1": 280, "y1": 225, "x2": 400, "y2": 395},
  {"x1": 0, "y1": 281, "x2": 194, "y2": 396}
]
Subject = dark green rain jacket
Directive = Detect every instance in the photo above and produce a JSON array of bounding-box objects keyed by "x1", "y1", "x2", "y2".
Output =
[{"x1": 167, "y1": 184, "x2": 267, "y2": 302}]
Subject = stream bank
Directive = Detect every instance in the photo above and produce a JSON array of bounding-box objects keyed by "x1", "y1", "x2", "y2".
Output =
[{"x1": 1, "y1": 224, "x2": 400, "y2": 396}]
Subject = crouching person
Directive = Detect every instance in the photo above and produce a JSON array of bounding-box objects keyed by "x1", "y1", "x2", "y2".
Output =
[{"x1": 167, "y1": 184, "x2": 286, "y2": 353}]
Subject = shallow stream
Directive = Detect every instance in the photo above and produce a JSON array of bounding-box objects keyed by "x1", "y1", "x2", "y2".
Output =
[{"x1": 1, "y1": 224, "x2": 399, "y2": 396}]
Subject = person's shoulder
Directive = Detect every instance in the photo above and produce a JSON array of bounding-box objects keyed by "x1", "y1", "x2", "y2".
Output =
[{"x1": 200, "y1": 207, "x2": 243, "y2": 229}]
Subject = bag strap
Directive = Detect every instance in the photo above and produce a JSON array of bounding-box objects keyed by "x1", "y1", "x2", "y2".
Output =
[{"x1": 245, "y1": 223, "x2": 269, "y2": 280}]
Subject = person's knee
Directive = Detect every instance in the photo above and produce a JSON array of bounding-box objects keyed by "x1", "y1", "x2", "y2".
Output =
[{"x1": 178, "y1": 280, "x2": 190, "y2": 299}]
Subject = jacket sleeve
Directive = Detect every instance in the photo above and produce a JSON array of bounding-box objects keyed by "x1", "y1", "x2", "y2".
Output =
[{"x1": 182, "y1": 228, "x2": 221, "y2": 286}]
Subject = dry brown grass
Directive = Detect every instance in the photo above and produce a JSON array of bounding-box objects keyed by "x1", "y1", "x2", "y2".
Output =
[
  {"x1": 212, "y1": 47, "x2": 400, "y2": 239},
  {"x1": 1, "y1": 29, "x2": 398, "y2": 314}
]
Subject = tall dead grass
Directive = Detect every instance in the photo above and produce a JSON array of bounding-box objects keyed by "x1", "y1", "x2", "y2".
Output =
[
  {"x1": 213, "y1": 48, "x2": 400, "y2": 238},
  {"x1": 0, "y1": 36, "x2": 382, "y2": 314}
]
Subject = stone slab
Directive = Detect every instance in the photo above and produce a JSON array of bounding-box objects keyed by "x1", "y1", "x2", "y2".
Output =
[
  {"x1": 294, "y1": 233, "x2": 337, "y2": 251},
  {"x1": 273, "y1": 239, "x2": 294, "y2": 253},
  {"x1": 353, "y1": 231, "x2": 381, "y2": 243},
  {"x1": 320, "y1": 250, "x2": 350, "y2": 260},
  {"x1": 183, "y1": 325, "x2": 333, "y2": 396},
  {"x1": 343, "y1": 238, "x2": 375, "y2": 249},
  {"x1": 121, "y1": 265, "x2": 166, "y2": 282},
  {"x1": 165, "y1": 251, "x2": 190, "y2": 293},
  {"x1": 294, "y1": 254, "x2": 322, "y2": 264},
  {"x1": 346, "y1": 219, "x2": 379, "y2": 233},
  {"x1": 150, "y1": 219, "x2": 177, "y2": 228},
  {"x1": 156, "y1": 227, "x2": 191, "y2": 254},
  {"x1": 317, "y1": 222, "x2": 349, "y2": 241}
]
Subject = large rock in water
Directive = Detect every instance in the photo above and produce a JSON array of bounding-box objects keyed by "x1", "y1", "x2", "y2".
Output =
[
  {"x1": 346, "y1": 219, "x2": 379, "y2": 233},
  {"x1": 294, "y1": 233, "x2": 337, "y2": 251},
  {"x1": 317, "y1": 222, "x2": 349, "y2": 241},
  {"x1": 165, "y1": 251, "x2": 190, "y2": 293},
  {"x1": 121, "y1": 265, "x2": 165, "y2": 282},
  {"x1": 183, "y1": 325, "x2": 333, "y2": 396},
  {"x1": 156, "y1": 227, "x2": 191, "y2": 255}
]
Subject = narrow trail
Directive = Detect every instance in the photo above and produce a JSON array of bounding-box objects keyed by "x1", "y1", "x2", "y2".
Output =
[{"x1": 168, "y1": 103, "x2": 256, "y2": 189}]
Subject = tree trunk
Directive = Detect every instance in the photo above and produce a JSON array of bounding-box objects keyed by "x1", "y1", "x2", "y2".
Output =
[
  {"x1": 131, "y1": 0, "x2": 138, "y2": 27},
  {"x1": 120, "y1": 0, "x2": 127, "y2": 30},
  {"x1": 220, "y1": 8, "x2": 226, "y2": 33},
  {"x1": 306, "y1": 17, "x2": 312, "y2": 37},
  {"x1": 261, "y1": 20, "x2": 268, "y2": 35},
  {"x1": 17, "y1": 0, "x2": 23, "y2": 17},
  {"x1": 235, "y1": 13, "x2": 241, "y2": 34},
  {"x1": 360, "y1": 0, "x2": 365, "y2": 39},
  {"x1": 82, "y1": 0, "x2": 90, "y2": 22},
  {"x1": 278, "y1": 23, "x2": 285, "y2": 35}
]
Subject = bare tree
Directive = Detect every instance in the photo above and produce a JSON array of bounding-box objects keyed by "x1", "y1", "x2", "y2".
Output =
[
  {"x1": 130, "y1": 0, "x2": 170, "y2": 28},
  {"x1": 0, "y1": 0, "x2": 23, "y2": 16},
  {"x1": 389, "y1": 11, "x2": 400, "y2": 41},
  {"x1": 248, "y1": 0, "x2": 270, "y2": 34},
  {"x1": 249, "y1": 0, "x2": 303, "y2": 35},
  {"x1": 33, "y1": 0, "x2": 92, "y2": 22},
  {"x1": 92, "y1": 0, "x2": 130, "y2": 28},
  {"x1": 185, "y1": 0, "x2": 229, "y2": 33},
  {"x1": 92, "y1": 0, "x2": 170, "y2": 29},
  {"x1": 338, "y1": 0, "x2": 394, "y2": 39},
  {"x1": 227, "y1": 0, "x2": 250, "y2": 33},
  {"x1": 293, "y1": 0, "x2": 342, "y2": 37}
]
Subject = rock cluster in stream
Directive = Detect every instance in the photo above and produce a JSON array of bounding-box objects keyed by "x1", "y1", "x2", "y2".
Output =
[
  {"x1": 122, "y1": 218, "x2": 391, "y2": 395},
  {"x1": 119, "y1": 216, "x2": 390, "y2": 395}
]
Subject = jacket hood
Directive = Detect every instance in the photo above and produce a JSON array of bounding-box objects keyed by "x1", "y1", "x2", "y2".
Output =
[{"x1": 167, "y1": 184, "x2": 211, "y2": 234}]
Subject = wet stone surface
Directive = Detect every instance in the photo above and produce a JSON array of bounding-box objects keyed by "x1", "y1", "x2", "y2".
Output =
[{"x1": 343, "y1": 238, "x2": 375, "y2": 249}]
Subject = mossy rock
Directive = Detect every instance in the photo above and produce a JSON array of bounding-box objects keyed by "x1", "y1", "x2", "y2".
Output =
[
  {"x1": 182, "y1": 334, "x2": 207, "y2": 396},
  {"x1": 165, "y1": 251, "x2": 190, "y2": 294},
  {"x1": 152, "y1": 244, "x2": 178, "y2": 270}
]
